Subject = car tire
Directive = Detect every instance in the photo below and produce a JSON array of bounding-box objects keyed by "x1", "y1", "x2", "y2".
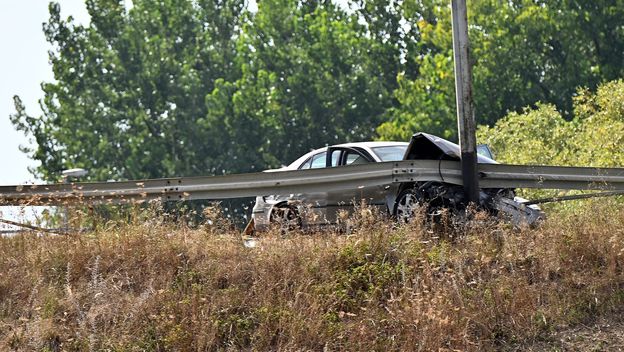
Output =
[
  {"x1": 269, "y1": 204, "x2": 302, "y2": 234},
  {"x1": 394, "y1": 186, "x2": 425, "y2": 223}
]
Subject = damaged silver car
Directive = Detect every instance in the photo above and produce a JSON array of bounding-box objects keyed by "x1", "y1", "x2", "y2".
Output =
[{"x1": 251, "y1": 132, "x2": 542, "y2": 231}]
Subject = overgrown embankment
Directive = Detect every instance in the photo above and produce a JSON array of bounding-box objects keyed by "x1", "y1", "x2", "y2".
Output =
[{"x1": 1, "y1": 202, "x2": 624, "y2": 351}]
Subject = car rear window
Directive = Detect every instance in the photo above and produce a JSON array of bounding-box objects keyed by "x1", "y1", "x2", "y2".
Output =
[{"x1": 371, "y1": 146, "x2": 408, "y2": 161}]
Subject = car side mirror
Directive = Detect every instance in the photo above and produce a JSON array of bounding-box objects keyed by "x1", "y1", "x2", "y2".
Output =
[{"x1": 477, "y1": 144, "x2": 495, "y2": 160}]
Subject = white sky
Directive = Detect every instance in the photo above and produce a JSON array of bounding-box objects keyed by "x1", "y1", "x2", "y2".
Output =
[
  {"x1": 1, "y1": 1, "x2": 90, "y2": 185},
  {"x1": 0, "y1": 1, "x2": 90, "y2": 230}
]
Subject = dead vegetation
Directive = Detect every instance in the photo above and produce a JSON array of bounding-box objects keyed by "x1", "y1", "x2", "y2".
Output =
[{"x1": 1, "y1": 201, "x2": 623, "y2": 351}]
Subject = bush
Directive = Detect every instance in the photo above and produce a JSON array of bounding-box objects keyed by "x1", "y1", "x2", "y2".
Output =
[
  {"x1": 477, "y1": 79, "x2": 624, "y2": 205},
  {"x1": 478, "y1": 79, "x2": 624, "y2": 167}
]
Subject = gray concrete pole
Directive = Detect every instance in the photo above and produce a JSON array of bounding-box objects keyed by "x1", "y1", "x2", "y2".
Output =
[{"x1": 451, "y1": 0, "x2": 479, "y2": 203}]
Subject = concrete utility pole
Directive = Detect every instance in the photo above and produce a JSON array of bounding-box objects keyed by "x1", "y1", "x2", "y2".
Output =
[{"x1": 451, "y1": 0, "x2": 479, "y2": 203}]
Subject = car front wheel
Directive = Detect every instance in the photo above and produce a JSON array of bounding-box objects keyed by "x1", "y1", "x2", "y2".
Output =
[
  {"x1": 270, "y1": 204, "x2": 302, "y2": 234},
  {"x1": 394, "y1": 187, "x2": 425, "y2": 223}
]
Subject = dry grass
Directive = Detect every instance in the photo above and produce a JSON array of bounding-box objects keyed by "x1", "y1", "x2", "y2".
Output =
[{"x1": 1, "y1": 201, "x2": 624, "y2": 351}]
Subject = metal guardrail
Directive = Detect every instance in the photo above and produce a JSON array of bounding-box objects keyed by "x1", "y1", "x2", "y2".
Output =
[
  {"x1": 0, "y1": 162, "x2": 393, "y2": 206},
  {"x1": 2, "y1": 160, "x2": 624, "y2": 206},
  {"x1": 393, "y1": 161, "x2": 624, "y2": 190},
  {"x1": 479, "y1": 163, "x2": 624, "y2": 190}
]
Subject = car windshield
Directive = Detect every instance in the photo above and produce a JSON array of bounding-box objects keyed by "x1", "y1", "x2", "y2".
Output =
[{"x1": 371, "y1": 145, "x2": 408, "y2": 161}]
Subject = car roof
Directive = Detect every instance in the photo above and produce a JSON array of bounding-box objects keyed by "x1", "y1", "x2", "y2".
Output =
[
  {"x1": 332, "y1": 141, "x2": 408, "y2": 148},
  {"x1": 285, "y1": 141, "x2": 408, "y2": 169}
]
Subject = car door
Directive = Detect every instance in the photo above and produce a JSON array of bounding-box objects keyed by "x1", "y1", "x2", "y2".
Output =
[
  {"x1": 323, "y1": 147, "x2": 381, "y2": 223},
  {"x1": 293, "y1": 151, "x2": 332, "y2": 227}
]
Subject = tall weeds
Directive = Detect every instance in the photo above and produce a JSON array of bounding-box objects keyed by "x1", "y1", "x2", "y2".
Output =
[{"x1": 1, "y1": 202, "x2": 623, "y2": 351}]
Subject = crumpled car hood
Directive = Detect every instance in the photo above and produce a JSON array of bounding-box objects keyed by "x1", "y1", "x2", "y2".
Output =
[{"x1": 404, "y1": 132, "x2": 497, "y2": 164}]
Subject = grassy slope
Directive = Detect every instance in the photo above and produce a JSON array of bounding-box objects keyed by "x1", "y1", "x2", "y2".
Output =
[{"x1": 1, "y1": 202, "x2": 623, "y2": 351}]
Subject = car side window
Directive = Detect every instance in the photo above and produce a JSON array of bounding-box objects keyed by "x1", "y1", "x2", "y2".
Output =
[
  {"x1": 298, "y1": 157, "x2": 312, "y2": 170},
  {"x1": 329, "y1": 150, "x2": 341, "y2": 167},
  {"x1": 344, "y1": 150, "x2": 369, "y2": 165},
  {"x1": 310, "y1": 152, "x2": 327, "y2": 169}
]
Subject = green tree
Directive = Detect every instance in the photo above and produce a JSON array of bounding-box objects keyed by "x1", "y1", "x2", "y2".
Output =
[
  {"x1": 13, "y1": 0, "x2": 411, "y2": 180},
  {"x1": 477, "y1": 79, "x2": 624, "y2": 168},
  {"x1": 477, "y1": 79, "x2": 624, "y2": 204},
  {"x1": 205, "y1": 0, "x2": 401, "y2": 168},
  {"x1": 13, "y1": 0, "x2": 624, "y2": 182},
  {"x1": 11, "y1": 0, "x2": 245, "y2": 181},
  {"x1": 376, "y1": 1, "x2": 456, "y2": 140},
  {"x1": 378, "y1": 0, "x2": 624, "y2": 142}
]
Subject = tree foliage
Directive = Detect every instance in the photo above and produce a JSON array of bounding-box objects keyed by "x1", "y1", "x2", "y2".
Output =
[
  {"x1": 10, "y1": 0, "x2": 624, "y2": 181},
  {"x1": 12, "y1": 0, "x2": 245, "y2": 181},
  {"x1": 377, "y1": 1, "x2": 456, "y2": 140},
  {"x1": 477, "y1": 79, "x2": 624, "y2": 204},
  {"x1": 378, "y1": 0, "x2": 624, "y2": 141},
  {"x1": 478, "y1": 79, "x2": 624, "y2": 167},
  {"x1": 12, "y1": 0, "x2": 407, "y2": 180},
  {"x1": 203, "y1": 0, "x2": 401, "y2": 172}
]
